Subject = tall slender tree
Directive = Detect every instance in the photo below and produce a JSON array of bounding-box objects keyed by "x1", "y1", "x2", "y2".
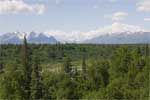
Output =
[
  {"x1": 30, "y1": 55, "x2": 43, "y2": 100},
  {"x1": 82, "y1": 48, "x2": 87, "y2": 80},
  {"x1": 0, "y1": 45, "x2": 4, "y2": 73},
  {"x1": 110, "y1": 46, "x2": 132, "y2": 78},
  {"x1": 145, "y1": 44, "x2": 150, "y2": 98},
  {"x1": 21, "y1": 36, "x2": 32, "y2": 99},
  {"x1": 63, "y1": 56, "x2": 72, "y2": 77}
]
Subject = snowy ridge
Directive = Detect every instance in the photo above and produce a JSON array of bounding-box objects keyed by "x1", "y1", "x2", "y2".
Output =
[{"x1": 0, "y1": 31, "x2": 57, "y2": 44}]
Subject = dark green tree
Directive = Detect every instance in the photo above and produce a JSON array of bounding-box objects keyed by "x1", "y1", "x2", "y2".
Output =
[
  {"x1": 107, "y1": 46, "x2": 132, "y2": 99},
  {"x1": 144, "y1": 44, "x2": 150, "y2": 98},
  {"x1": 30, "y1": 55, "x2": 43, "y2": 100},
  {"x1": 82, "y1": 48, "x2": 87, "y2": 80},
  {"x1": 63, "y1": 56, "x2": 72, "y2": 76},
  {"x1": 55, "y1": 56, "x2": 80, "y2": 99},
  {"x1": 21, "y1": 36, "x2": 32, "y2": 99},
  {"x1": 110, "y1": 46, "x2": 132, "y2": 79},
  {"x1": 132, "y1": 47, "x2": 145, "y2": 70},
  {"x1": 88, "y1": 60, "x2": 109, "y2": 90},
  {"x1": 0, "y1": 62, "x2": 23, "y2": 100},
  {"x1": 0, "y1": 46, "x2": 4, "y2": 73}
]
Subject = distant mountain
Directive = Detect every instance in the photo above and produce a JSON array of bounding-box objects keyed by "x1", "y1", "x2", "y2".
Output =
[
  {"x1": 85, "y1": 32, "x2": 150, "y2": 44},
  {"x1": 0, "y1": 32, "x2": 57, "y2": 44},
  {"x1": 0, "y1": 31, "x2": 150, "y2": 44}
]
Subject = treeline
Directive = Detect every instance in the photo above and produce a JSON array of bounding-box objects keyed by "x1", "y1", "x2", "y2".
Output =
[{"x1": 0, "y1": 37, "x2": 149, "y2": 100}]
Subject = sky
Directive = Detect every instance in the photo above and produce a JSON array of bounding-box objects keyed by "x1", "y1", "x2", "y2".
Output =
[{"x1": 0, "y1": 0, "x2": 150, "y2": 41}]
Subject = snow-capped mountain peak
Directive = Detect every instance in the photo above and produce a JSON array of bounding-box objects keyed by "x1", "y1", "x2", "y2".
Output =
[
  {"x1": 14, "y1": 32, "x2": 26, "y2": 39},
  {"x1": 0, "y1": 31, "x2": 150, "y2": 44},
  {"x1": 0, "y1": 32, "x2": 57, "y2": 44},
  {"x1": 85, "y1": 31, "x2": 150, "y2": 44}
]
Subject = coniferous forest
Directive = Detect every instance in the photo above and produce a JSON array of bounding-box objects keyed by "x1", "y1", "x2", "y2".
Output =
[{"x1": 0, "y1": 37, "x2": 149, "y2": 100}]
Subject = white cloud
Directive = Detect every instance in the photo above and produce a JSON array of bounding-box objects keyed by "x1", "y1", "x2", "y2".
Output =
[
  {"x1": 144, "y1": 18, "x2": 150, "y2": 21},
  {"x1": 137, "y1": 0, "x2": 150, "y2": 12},
  {"x1": 45, "y1": 22, "x2": 147, "y2": 42},
  {"x1": 103, "y1": 22, "x2": 146, "y2": 33},
  {"x1": 0, "y1": 0, "x2": 46, "y2": 15},
  {"x1": 112, "y1": 12, "x2": 128, "y2": 21}
]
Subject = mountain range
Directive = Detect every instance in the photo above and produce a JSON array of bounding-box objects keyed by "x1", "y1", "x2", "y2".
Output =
[
  {"x1": 85, "y1": 32, "x2": 150, "y2": 44},
  {"x1": 0, "y1": 31, "x2": 150, "y2": 44},
  {"x1": 0, "y1": 32, "x2": 57, "y2": 44}
]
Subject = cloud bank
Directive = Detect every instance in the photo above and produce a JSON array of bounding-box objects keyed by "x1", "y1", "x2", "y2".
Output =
[
  {"x1": 0, "y1": 0, "x2": 46, "y2": 15},
  {"x1": 112, "y1": 12, "x2": 128, "y2": 21},
  {"x1": 137, "y1": 0, "x2": 150, "y2": 12},
  {"x1": 45, "y1": 22, "x2": 147, "y2": 43}
]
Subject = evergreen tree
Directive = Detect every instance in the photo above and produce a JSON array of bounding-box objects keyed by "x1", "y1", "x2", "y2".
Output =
[
  {"x1": 21, "y1": 36, "x2": 32, "y2": 99},
  {"x1": 56, "y1": 56, "x2": 79, "y2": 99},
  {"x1": 63, "y1": 56, "x2": 72, "y2": 77},
  {"x1": 108, "y1": 46, "x2": 132, "y2": 99},
  {"x1": 99, "y1": 60, "x2": 110, "y2": 87},
  {"x1": 0, "y1": 46, "x2": 4, "y2": 73},
  {"x1": 144, "y1": 44, "x2": 150, "y2": 98},
  {"x1": 132, "y1": 47, "x2": 145, "y2": 70},
  {"x1": 88, "y1": 60, "x2": 109, "y2": 90},
  {"x1": 82, "y1": 48, "x2": 87, "y2": 80},
  {"x1": 30, "y1": 55, "x2": 43, "y2": 100},
  {"x1": 0, "y1": 62, "x2": 22, "y2": 100},
  {"x1": 110, "y1": 46, "x2": 132, "y2": 78},
  {"x1": 107, "y1": 77, "x2": 125, "y2": 99}
]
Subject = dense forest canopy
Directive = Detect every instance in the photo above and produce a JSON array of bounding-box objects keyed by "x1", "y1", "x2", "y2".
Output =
[{"x1": 0, "y1": 40, "x2": 149, "y2": 100}]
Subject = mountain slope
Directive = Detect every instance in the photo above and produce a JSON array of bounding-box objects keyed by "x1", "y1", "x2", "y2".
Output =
[
  {"x1": 85, "y1": 32, "x2": 150, "y2": 44},
  {"x1": 0, "y1": 32, "x2": 57, "y2": 44}
]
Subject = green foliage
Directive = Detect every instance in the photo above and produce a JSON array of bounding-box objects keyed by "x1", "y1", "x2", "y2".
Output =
[
  {"x1": 0, "y1": 43, "x2": 149, "y2": 100},
  {"x1": 0, "y1": 45, "x2": 4, "y2": 73},
  {"x1": 20, "y1": 36, "x2": 32, "y2": 99},
  {"x1": 107, "y1": 77, "x2": 125, "y2": 99},
  {"x1": 30, "y1": 55, "x2": 43, "y2": 100},
  {"x1": 82, "y1": 48, "x2": 87, "y2": 80},
  {"x1": 0, "y1": 62, "x2": 23, "y2": 100},
  {"x1": 63, "y1": 56, "x2": 72, "y2": 76}
]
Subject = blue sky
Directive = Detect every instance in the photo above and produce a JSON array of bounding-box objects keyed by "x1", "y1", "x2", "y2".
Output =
[{"x1": 0, "y1": 0, "x2": 150, "y2": 41}]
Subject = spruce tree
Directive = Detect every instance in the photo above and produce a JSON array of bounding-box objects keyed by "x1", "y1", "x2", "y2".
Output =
[
  {"x1": 0, "y1": 62, "x2": 22, "y2": 100},
  {"x1": 30, "y1": 55, "x2": 42, "y2": 100},
  {"x1": 132, "y1": 47, "x2": 145, "y2": 70},
  {"x1": 63, "y1": 56, "x2": 72, "y2": 76},
  {"x1": 89, "y1": 60, "x2": 109, "y2": 90},
  {"x1": 82, "y1": 48, "x2": 87, "y2": 80},
  {"x1": 0, "y1": 45, "x2": 4, "y2": 73},
  {"x1": 59, "y1": 56, "x2": 79, "y2": 99},
  {"x1": 21, "y1": 36, "x2": 32, "y2": 99},
  {"x1": 144, "y1": 44, "x2": 150, "y2": 98},
  {"x1": 110, "y1": 46, "x2": 132, "y2": 78}
]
